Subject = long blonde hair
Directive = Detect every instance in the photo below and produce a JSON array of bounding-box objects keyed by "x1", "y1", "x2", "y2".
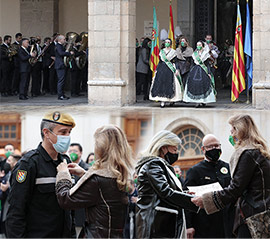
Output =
[
  {"x1": 229, "y1": 114, "x2": 270, "y2": 158},
  {"x1": 141, "y1": 130, "x2": 181, "y2": 157},
  {"x1": 93, "y1": 125, "x2": 134, "y2": 191}
]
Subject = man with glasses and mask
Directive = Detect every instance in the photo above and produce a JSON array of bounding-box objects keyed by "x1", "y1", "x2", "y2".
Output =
[
  {"x1": 183, "y1": 134, "x2": 234, "y2": 238},
  {"x1": 6, "y1": 111, "x2": 76, "y2": 238}
]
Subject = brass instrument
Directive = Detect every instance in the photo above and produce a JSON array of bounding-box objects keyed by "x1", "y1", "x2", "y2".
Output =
[
  {"x1": 64, "y1": 32, "x2": 79, "y2": 68},
  {"x1": 7, "y1": 43, "x2": 19, "y2": 61},
  {"x1": 28, "y1": 38, "x2": 37, "y2": 65},
  {"x1": 76, "y1": 32, "x2": 88, "y2": 70}
]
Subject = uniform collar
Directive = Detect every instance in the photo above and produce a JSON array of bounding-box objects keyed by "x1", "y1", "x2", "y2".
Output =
[{"x1": 37, "y1": 143, "x2": 63, "y2": 163}]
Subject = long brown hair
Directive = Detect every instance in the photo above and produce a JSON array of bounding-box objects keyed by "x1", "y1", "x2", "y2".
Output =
[
  {"x1": 229, "y1": 114, "x2": 270, "y2": 159},
  {"x1": 93, "y1": 125, "x2": 134, "y2": 191}
]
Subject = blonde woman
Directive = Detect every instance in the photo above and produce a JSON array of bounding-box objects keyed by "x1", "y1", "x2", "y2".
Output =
[
  {"x1": 136, "y1": 130, "x2": 198, "y2": 238},
  {"x1": 55, "y1": 125, "x2": 134, "y2": 238},
  {"x1": 192, "y1": 114, "x2": 270, "y2": 238}
]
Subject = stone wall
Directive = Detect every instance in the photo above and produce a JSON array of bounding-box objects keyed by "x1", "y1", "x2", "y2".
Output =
[
  {"x1": 252, "y1": 0, "x2": 270, "y2": 109},
  {"x1": 88, "y1": 0, "x2": 136, "y2": 106},
  {"x1": 20, "y1": 0, "x2": 59, "y2": 39}
]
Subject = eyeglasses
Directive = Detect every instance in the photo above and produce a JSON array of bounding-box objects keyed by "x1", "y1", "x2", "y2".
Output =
[{"x1": 203, "y1": 144, "x2": 221, "y2": 150}]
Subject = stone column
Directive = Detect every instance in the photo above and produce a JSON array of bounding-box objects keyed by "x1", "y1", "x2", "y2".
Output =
[
  {"x1": 88, "y1": 0, "x2": 136, "y2": 106},
  {"x1": 253, "y1": 0, "x2": 270, "y2": 109},
  {"x1": 20, "y1": 0, "x2": 59, "y2": 39}
]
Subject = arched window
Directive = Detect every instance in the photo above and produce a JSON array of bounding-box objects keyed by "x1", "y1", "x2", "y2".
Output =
[{"x1": 173, "y1": 125, "x2": 205, "y2": 178}]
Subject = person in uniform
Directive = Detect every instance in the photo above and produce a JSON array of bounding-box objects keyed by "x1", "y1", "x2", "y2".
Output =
[
  {"x1": 6, "y1": 111, "x2": 76, "y2": 238},
  {"x1": 183, "y1": 134, "x2": 234, "y2": 238}
]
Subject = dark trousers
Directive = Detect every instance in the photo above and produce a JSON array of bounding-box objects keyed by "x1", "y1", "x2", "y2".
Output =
[
  {"x1": 19, "y1": 72, "x2": 30, "y2": 97},
  {"x1": 31, "y1": 62, "x2": 42, "y2": 95},
  {"x1": 56, "y1": 68, "x2": 66, "y2": 97},
  {"x1": 70, "y1": 70, "x2": 81, "y2": 95},
  {"x1": 49, "y1": 67, "x2": 57, "y2": 94},
  {"x1": 81, "y1": 65, "x2": 88, "y2": 92},
  {"x1": 42, "y1": 66, "x2": 50, "y2": 92},
  {"x1": 12, "y1": 67, "x2": 20, "y2": 93},
  {"x1": 1, "y1": 65, "x2": 13, "y2": 93},
  {"x1": 136, "y1": 72, "x2": 150, "y2": 99}
]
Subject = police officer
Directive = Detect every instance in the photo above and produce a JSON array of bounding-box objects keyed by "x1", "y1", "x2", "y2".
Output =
[
  {"x1": 183, "y1": 134, "x2": 234, "y2": 238},
  {"x1": 6, "y1": 112, "x2": 76, "y2": 238}
]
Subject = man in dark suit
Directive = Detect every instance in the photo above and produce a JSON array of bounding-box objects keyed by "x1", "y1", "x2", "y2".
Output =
[
  {"x1": 47, "y1": 33, "x2": 59, "y2": 95},
  {"x1": 11, "y1": 33, "x2": 22, "y2": 95},
  {"x1": 55, "y1": 35, "x2": 73, "y2": 100},
  {"x1": 42, "y1": 37, "x2": 52, "y2": 94},
  {"x1": 0, "y1": 35, "x2": 13, "y2": 97},
  {"x1": 31, "y1": 36, "x2": 43, "y2": 97},
  {"x1": 18, "y1": 38, "x2": 36, "y2": 100}
]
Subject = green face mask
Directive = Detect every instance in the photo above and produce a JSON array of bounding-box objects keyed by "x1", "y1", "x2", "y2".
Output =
[
  {"x1": 165, "y1": 42, "x2": 171, "y2": 48},
  {"x1": 5, "y1": 151, "x2": 12, "y2": 158},
  {"x1": 206, "y1": 40, "x2": 211, "y2": 44},
  {"x1": 175, "y1": 173, "x2": 180, "y2": 178},
  {"x1": 148, "y1": 42, "x2": 152, "y2": 48},
  {"x1": 69, "y1": 153, "x2": 78, "y2": 162},
  {"x1": 134, "y1": 178, "x2": 138, "y2": 184},
  {"x1": 181, "y1": 42, "x2": 185, "y2": 47},
  {"x1": 89, "y1": 160, "x2": 95, "y2": 166},
  {"x1": 197, "y1": 46, "x2": 202, "y2": 51},
  {"x1": 136, "y1": 42, "x2": 139, "y2": 47},
  {"x1": 229, "y1": 135, "x2": 235, "y2": 146}
]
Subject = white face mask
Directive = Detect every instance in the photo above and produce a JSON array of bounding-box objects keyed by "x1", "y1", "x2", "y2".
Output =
[{"x1": 49, "y1": 130, "x2": 71, "y2": 153}]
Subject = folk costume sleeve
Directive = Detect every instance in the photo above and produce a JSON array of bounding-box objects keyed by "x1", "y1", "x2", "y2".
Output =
[
  {"x1": 147, "y1": 161, "x2": 198, "y2": 212},
  {"x1": 5, "y1": 158, "x2": 37, "y2": 238}
]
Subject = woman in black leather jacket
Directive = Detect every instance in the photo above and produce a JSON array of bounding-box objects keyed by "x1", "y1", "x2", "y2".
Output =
[
  {"x1": 192, "y1": 114, "x2": 270, "y2": 238},
  {"x1": 135, "y1": 130, "x2": 198, "y2": 238}
]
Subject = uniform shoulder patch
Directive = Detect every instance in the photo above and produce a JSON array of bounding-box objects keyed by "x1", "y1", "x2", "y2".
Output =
[{"x1": 16, "y1": 170, "x2": 27, "y2": 183}]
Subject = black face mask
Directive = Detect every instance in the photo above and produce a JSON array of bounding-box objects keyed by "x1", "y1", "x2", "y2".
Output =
[
  {"x1": 3, "y1": 162, "x2": 11, "y2": 173},
  {"x1": 205, "y1": 148, "x2": 222, "y2": 162},
  {"x1": 165, "y1": 151, "x2": 179, "y2": 165}
]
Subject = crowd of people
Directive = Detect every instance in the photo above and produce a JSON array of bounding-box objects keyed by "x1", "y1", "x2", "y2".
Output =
[
  {"x1": 0, "y1": 33, "x2": 88, "y2": 101},
  {"x1": 136, "y1": 34, "x2": 234, "y2": 108},
  {"x1": 0, "y1": 112, "x2": 269, "y2": 238}
]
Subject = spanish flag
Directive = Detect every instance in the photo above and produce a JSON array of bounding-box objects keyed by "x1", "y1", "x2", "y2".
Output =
[
  {"x1": 231, "y1": 2, "x2": 245, "y2": 102},
  {"x1": 168, "y1": 2, "x2": 176, "y2": 50},
  {"x1": 150, "y1": 7, "x2": 160, "y2": 75}
]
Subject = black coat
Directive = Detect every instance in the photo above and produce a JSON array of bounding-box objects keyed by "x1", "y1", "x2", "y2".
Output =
[
  {"x1": 183, "y1": 159, "x2": 234, "y2": 238},
  {"x1": 55, "y1": 43, "x2": 71, "y2": 70},
  {"x1": 73, "y1": 160, "x2": 90, "y2": 227},
  {"x1": 203, "y1": 148, "x2": 270, "y2": 236},
  {"x1": 5, "y1": 143, "x2": 75, "y2": 238},
  {"x1": 18, "y1": 47, "x2": 31, "y2": 73},
  {"x1": 135, "y1": 156, "x2": 198, "y2": 238}
]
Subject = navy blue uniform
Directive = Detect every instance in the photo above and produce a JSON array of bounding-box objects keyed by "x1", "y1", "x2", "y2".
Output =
[
  {"x1": 184, "y1": 159, "x2": 234, "y2": 238},
  {"x1": 6, "y1": 143, "x2": 75, "y2": 238}
]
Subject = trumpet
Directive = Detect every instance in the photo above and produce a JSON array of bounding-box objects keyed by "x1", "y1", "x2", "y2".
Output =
[
  {"x1": 64, "y1": 32, "x2": 79, "y2": 68},
  {"x1": 28, "y1": 38, "x2": 37, "y2": 65}
]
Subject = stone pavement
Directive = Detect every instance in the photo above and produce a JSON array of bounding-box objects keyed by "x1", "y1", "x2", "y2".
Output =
[{"x1": 0, "y1": 88, "x2": 253, "y2": 113}]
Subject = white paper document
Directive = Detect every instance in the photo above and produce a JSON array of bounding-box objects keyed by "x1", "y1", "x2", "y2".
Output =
[{"x1": 187, "y1": 182, "x2": 223, "y2": 196}]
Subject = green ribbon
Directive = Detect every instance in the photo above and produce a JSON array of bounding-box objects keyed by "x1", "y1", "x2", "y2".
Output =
[
  {"x1": 194, "y1": 50, "x2": 216, "y2": 95},
  {"x1": 160, "y1": 49, "x2": 183, "y2": 92}
]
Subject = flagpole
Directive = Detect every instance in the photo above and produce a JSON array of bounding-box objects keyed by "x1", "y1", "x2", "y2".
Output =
[{"x1": 246, "y1": 0, "x2": 250, "y2": 104}]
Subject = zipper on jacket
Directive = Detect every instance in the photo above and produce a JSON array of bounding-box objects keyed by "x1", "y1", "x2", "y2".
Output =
[{"x1": 99, "y1": 188, "x2": 111, "y2": 238}]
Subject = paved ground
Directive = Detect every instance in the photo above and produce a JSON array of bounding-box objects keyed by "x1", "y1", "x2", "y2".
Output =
[{"x1": 0, "y1": 88, "x2": 253, "y2": 113}]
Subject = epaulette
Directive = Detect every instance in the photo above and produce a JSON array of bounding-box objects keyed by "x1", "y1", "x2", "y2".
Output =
[{"x1": 20, "y1": 149, "x2": 39, "y2": 163}]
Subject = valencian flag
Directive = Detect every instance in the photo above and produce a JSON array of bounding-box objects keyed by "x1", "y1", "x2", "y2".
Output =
[
  {"x1": 231, "y1": 2, "x2": 245, "y2": 102},
  {"x1": 150, "y1": 6, "x2": 160, "y2": 75},
  {"x1": 244, "y1": 0, "x2": 253, "y2": 90},
  {"x1": 168, "y1": 1, "x2": 176, "y2": 49}
]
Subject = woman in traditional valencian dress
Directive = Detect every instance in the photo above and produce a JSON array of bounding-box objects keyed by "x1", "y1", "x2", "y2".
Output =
[
  {"x1": 183, "y1": 41, "x2": 216, "y2": 107},
  {"x1": 149, "y1": 38, "x2": 183, "y2": 108}
]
